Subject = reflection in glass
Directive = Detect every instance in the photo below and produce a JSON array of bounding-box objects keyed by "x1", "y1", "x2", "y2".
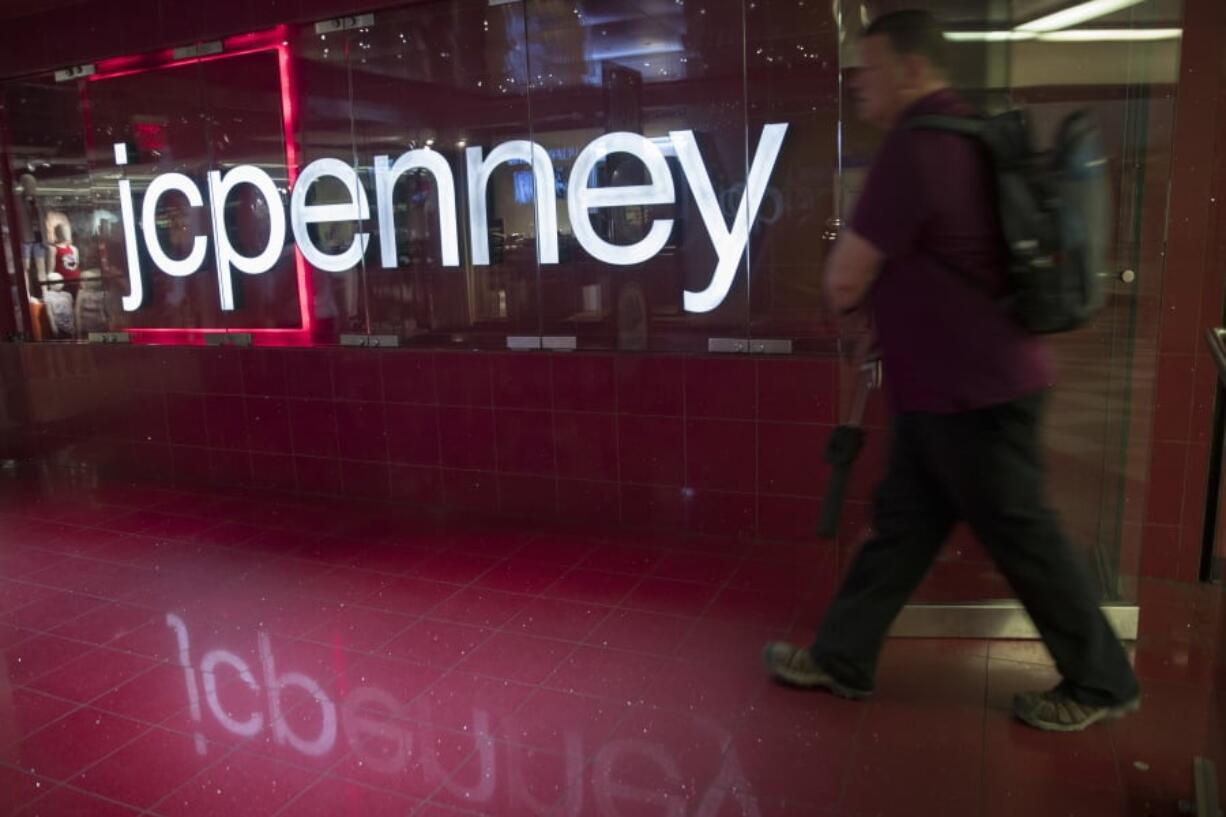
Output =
[
  {"x1": 340, "y1": 0, "x2": 542, "y2": 348},
  {"x1": 3, "y1": 76, "x2": 107, "y2": 340},
  {"x1": 833, "y1": 0, "x2": 1183, "y2": 604}
]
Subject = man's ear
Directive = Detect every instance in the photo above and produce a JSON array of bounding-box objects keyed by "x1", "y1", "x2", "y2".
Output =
[{"x1": 899, "y1": 53, "x2": 930, "y2": 86}]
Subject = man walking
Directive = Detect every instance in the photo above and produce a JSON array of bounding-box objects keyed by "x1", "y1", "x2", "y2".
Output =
[{"x1": 762, "y1": 10, "x2": 1140, "y2": 732}]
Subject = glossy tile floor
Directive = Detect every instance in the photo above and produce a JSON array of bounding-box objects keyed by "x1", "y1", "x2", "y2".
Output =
[{"x1": 0, "y1": 470, "x2": 1220, "y2": 817}]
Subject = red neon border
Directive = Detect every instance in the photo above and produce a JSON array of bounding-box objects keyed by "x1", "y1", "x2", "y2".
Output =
[{"x1": 88, "y1": 26, "x2": 314, "y2": 347}]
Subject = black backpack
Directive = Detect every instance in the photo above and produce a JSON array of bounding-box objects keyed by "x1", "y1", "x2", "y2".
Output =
[{"x1": 906, "y1": 109, "x2": 1110, "y2": 334}]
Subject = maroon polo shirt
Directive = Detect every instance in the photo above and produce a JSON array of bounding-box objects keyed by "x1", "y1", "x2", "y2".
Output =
[{"x1": 849, "y1": 89, "x2": 1053, "y2": 413}]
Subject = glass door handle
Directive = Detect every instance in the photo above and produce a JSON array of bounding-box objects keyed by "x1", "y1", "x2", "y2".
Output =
[
  {"x1": 822, "y1": 217, "x2": 842, "y2": 242},
  {"x1": 1207, "y1": 328, "x2": 1226, "y2": 388}
]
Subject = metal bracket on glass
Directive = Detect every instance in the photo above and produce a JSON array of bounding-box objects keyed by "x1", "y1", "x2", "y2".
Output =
[
  {"x1": 708, "y1": 338, "x2": 793, "y2": 355},
  {"x1": 708, "y1": 338, "x2": 749, "y2": 354},
  {"x1": 205, "y1": 333, "x2": 252, "y2": 348},
  {"x1": 87, "y1": 332, "x2": 131, "y2": 344},
  {"x1": 172, "y1": 42, "x2": 223, "y2": 60},
  {"x1": 339, "y1": 334, "x2": 400, "y2": 348},
  {"x1": 750, "y1": 339, "x2": 793, "y2": 355},
  {"x1": 506, "y1": 336, "x2": 576, "y2": 351},
  {"x1": 542, "y1": 336, "x2": 577, "y2": 351},
  {"x1": 54, "y1": 63, "x2": 95, "y2": 82},
  {"x1": 315, "y1": 13, "x2": 375, "y2": 34}
]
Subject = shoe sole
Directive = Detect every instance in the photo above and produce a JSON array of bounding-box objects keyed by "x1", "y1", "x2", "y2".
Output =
[
  {"x1": 760, "y1": 645, "x2": 871, "y2": 701},
  {"x1": 1014, "y1": 699, "x2": 1141, "y2": 733}
]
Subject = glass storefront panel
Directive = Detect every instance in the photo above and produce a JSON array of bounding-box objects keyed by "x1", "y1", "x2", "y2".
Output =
[
  {"x1": 292, "y1": 22, "x2": 371, "y2": 345},
  {"x1": 68, "y1": 35, "x2": 306, "y2": 341},
  {"x1": 3, "y1": 73, "x2": 109, "y2": 341},
  {"x1": 81, "y1": 54, "x2": 213, "y2": 335},
  {"x1": 0, "y1": 0, "x2": 1186, "y2": 612},
  {"x1": 344, "y1": 0, "x2": 540, "y2": 349},
  {"x1": 744, "y1": 0, "x2": 841, "y2": 353},
  {"x1": 523, "y1": 0, "x2": 751, "y2": 352}
]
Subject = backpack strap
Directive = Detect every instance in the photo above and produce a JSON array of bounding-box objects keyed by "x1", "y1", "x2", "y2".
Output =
[
  {"x1": 904, "y1": 115, "x2": 988, "y2": 138},
  {"x1": 902, "y1": 115, "x2": 1011, "y2": 308}
]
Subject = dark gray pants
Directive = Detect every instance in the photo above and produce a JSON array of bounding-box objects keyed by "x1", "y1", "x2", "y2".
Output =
[{"x1": 810, "y1": 392, "x2": 1140, "y2": 707}]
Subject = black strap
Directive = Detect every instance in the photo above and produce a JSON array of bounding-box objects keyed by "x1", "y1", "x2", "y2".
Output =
[
  {"x1": 816, "y1": 426, "x2": 864, "y2": 539},
  {"x1": 904, "y1": 115, "x2": 988, "y2": 139},
  {"x1": 903, "y1": 115, "x2": 1009, "y2": 307}
]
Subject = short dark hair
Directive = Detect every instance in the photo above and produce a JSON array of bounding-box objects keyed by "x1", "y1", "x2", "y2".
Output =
[{"x1": 864, "y1": 10, "x2": 949, "y2": 70}]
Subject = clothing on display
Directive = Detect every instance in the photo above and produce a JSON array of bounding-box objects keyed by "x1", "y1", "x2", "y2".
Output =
[
  {"x1": 16, "y1": 174, "x2": 42, "y2": 245},
  {"x1": 75, "y1": 286, "x2": 110, "y2": 334},
  {"x1": 26, "y1": 199, "x2": 43, "y2": 244},
  {"x1": 43, "y1": 288, "x2": 74, "y2": 338},
  {"x1": 52, "y1": 242, "x2": 80, "y2": 285}
]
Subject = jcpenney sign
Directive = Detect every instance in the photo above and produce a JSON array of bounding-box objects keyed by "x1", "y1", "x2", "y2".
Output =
[{"x1": 114, "y1": 124, "x2": 788, "y2": 316}]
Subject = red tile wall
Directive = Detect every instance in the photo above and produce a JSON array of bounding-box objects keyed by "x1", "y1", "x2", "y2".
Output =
[
  {"x1": 1141, "y1": 0, "x2": 1226, "y2": 582},
  {"x1": 0, "y1": 343, "x2": 869, "y2": 547}
]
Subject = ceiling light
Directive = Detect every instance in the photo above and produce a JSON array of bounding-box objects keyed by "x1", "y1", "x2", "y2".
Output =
[
  {"x1": 1038, "y1": 27, "x2": 1182, "y2": 41},
  {"x1": 944, "y1": 30, "x2": 1035, "y2": 42},
  {"x1": 945, "y1": 27, "x2": 1181, "y2": 43},
  {"x1": 1017, "y1": 0, "x2": 1145, "y2": 33}
]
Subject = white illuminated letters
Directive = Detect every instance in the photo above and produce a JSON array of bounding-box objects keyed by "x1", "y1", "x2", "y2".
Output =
[
  {"x1": 466, "y1": 140, "x2": 558, "y2": 265},
  {"x1": 567, "y1": 132, "x2": 675, "y2": 266},
  {"x1": 141, "y1": 173, "x2": 208, "y2": 277},
  {"x1": 671, "y1": 123, "x2": 789, "y2": 313},
  {"x1": 114, "y1": 124, "x2": 789, "y2": 316},
  {"x1": 114, "y1": 145, "x2": 144, "y2": 313},
  {"x1": 207, "y1": 165, "x2": 287, "y2": 312},
  {"x1": 374, "y1": 150, "x2": 459, "y2": 268},
  {"x1": 289, "y1": 157, "x2": 371, "y2": 273}
]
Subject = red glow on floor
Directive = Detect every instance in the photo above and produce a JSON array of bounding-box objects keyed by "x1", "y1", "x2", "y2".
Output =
[{"x1": 0, "y1": 471, "x2": 1220, "y2": 816}]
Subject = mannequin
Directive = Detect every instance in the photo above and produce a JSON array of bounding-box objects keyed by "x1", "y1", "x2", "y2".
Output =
[
  {"x1": 42, "y1": 272, "x2": 75, "y2": 339},
  {"x1": 75, "y1": 268, "x2": 110, "y2": 336},
  {"x1": 15, "y1": 172, "x2": 46, "y2": 290},
  {"x1": 46, "y1": 223, "x2": 80, "y2": 294}
]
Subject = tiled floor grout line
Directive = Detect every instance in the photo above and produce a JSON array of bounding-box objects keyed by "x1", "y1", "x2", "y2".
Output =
[
  {"x1": 3, "y1": 570, "x2": 796, "y2": 699},
  {"x1": 3, "y1": 482, "x2": 1194, "y2": 817},
  {"x1": 6, "y1": 722, "x2": 239, "y2": 817},
  {"x1": 6, "y1": 585, "x2": 811, "y2": 732},
  {"x1": 3, "y1": 507, "x2": 813, "y2": 587},
  {"x1": 9, "y1": 773, "x2": 188, "y2": 817},
  {"x1": 4, "y1": 644, "x2": 328, "y2": 814},
  {"x1": 238, "y1": 530, "x2": 620, "y2": 817},
  {"x1": 367, "y1": 533, "x2": 635, "y2": 815},
  {"x1": 344, "y1": 524, "x2": 792, "y2": 814},
  {"x1": 143, "y1": 743, "x2": 243, "y2": 817},
  {"x1": 426, "y1": 533, "x2": 779, "y2": 816}
]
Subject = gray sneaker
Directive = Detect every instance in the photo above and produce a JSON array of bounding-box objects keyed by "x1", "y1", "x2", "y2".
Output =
[
  {"x1": 1013, "y1": 687, "x2": 1140, "y2": 732},
  {"x1": 761, "y1": 641, "x2": 871, "y2": 700}
]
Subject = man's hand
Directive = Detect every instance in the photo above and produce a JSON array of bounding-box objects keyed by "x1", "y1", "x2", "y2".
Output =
[{"x1": 823, "y1": 229, "x2": 885, "y2": 315}]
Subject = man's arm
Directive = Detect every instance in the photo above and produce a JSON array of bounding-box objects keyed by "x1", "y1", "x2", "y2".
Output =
[{"x1": 823, "y1": 228, "x2": 885, "y2": 316}]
